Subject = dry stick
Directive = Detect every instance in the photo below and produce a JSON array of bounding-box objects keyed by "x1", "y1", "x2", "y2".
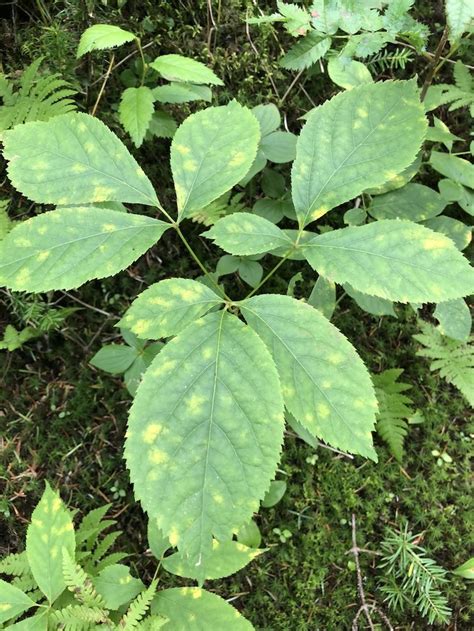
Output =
[
  {"x1": 350, "y1": 514, "x2": 394, "y2": 631},
  {"x1": 245, "y1": 15, "x2": 281, "y2": 100},
  {"x1": 89, "y1": 42, "x2": 155, "y2": 87},
  {"x1": 91, "y1": 53, "x2": 115, "y2": 116},
  {"x1": 420, "y1": 27, "x2": 449, "y2": 102}
]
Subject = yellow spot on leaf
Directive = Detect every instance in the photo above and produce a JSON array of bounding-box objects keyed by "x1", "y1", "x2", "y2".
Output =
[
  {"x1": 152, "y1": 359, "x2": 177, "y2": 377},
  {"x1": 102, "y1": 222, "x2": 116, "y2": 231},
  {"x1": 15, "y1": 269, "x2": 31, "y2": 285},
  {"x1": 423, "y1": 236, "x2": 446, "y2": 250},
  {"x1": 192, "y1": 588, "x2": 202, "y2": 599},
  {"x1": 142, "y1": 423, "x2": 163, "y2": 444},
  {"x1": 36, "y1": 251, "x2": 50, "y2": 262},
  {"x1": 133, "y1": 319, "x2": 151, "y2": 335},
  {"x1": 72, "y1": 163, "x2": 87, "y2": 173},
  {"x1": 311, "y1": 205, "x2": 328, "y2": 221},
  {"x1": 52, "y1": 497, "x2": 62, "y2": 512},
  {"x1": 183, "y1": 159, "x2": 198, "y2": 172},
  {"x1": 212, "y1": 493, "x2": 224, "y2": 504},
  {"x1": 328, "y1": 352, "x2": 344, "y2": 365},
  {"x1": 317, "y1": 403, "x2": 330, "y2": 419},
  {"x1": 185, "y1": 394, "x2": 205, "y2": 414},
  {"x1": 149, "y1": 448, "x2": 168, "y2": 464},
  {"x1": 357, "y1": 107, "x2": 368, "y2": 118},
  {"x1": 229, "y1": 151, "x2": 246, "y2": 167},
  {"x1": 174, "y1": 143, "x2": 190, "y2": 155},
  {"x1": 169, "y1": 527, "x2": 180, "y2": 546},
  {"x1": 14, "y1": 237, "x2": 31, "y2": 247}
]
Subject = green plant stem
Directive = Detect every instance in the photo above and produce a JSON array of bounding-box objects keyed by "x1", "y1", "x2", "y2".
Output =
[
  {"x1": 135, "y1": 37, "x2": 148, "y2": 86},
  {"x1": 245, "y1": 248, "x2": 294, "y2": 300},
  {"x1": 174, "y1": 225, "x2": 230, "y2": 300}
]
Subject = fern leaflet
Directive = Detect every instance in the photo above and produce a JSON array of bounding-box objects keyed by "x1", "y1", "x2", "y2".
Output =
[
  {"x1": 62, "y1": 549, "x2": 106, "y2": 608},
  {"x1": 373, "y1": 369, "x2": 415, "y2": 463},
  {"x1": 119, "y1": 580, "x2": 158, "y2": 630},
  {"x1": 414, "y1": 322, "x2": 474, "y2": 406}
]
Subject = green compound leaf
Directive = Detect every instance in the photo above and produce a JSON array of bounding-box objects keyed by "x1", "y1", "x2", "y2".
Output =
[
  {"x1": 119, "y1": 86, "x2": 155, "y2": 147},
  {"x1": 240, "y1": 295, "x2": 378, "y2": 460},
  {"x1": 162, "y1": 539, "x2": 264, "y2": 583},
  {"x1": 292, "y1": 80, "x2": 427, "y2": 227},
  {"x1": 77, "y1": 24, "x2": 135, "y2": 58},
  {"x1": 152, "y1": 83, "x2": 212, "y2": 104},
  {"x1": 152, "y1": 587, "x2": 254, "y2": 630},
  {"x1": 125, "y1": 311, "x2": 284, "y2": 565},
  {"x1": 171, "y1": 102, "x2": 260, "y2": 220},
  {"x1": 2, "y1": 113, "x2": 158, "y2": 206},
  {"x1": 202, "y1": 212, "x2": 292, "y2": 255},
  {"x1": 303, "y1": 220, "x2": 474, "y2": 303},
  {"x1": 280, "y1": 32, "x2": 331, "y2": 70},
  {"x1": 368, "y1": 183, "x2": 447, "y2": 222},
  {"x1": 430, "y1": 151, "x2": 474, "y2": 188},
  {"x1": 0, "y1": 581, "x2": 36, "y2": 625},
  {"x1": 150, "y1": 54, "x2": 223, "y2": 86},
  {"x1": 119, "y1": 278, "x2": 223, "y2": 339},
  {"x1": 26, "y1": 482, "x2": 75, "y2": 603},
  {"x1": 0, "y1": 207, "x2": 169, "y2": 292},
  {"x1": 434, "y1": 299, "x2": 472, "y2": 342}
]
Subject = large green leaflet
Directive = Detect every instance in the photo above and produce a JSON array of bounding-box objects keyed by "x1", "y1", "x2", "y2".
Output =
[
  {"x1": 203, "y1": 212, "x2": 293, "y2": 255},
  {"x1": 119, "y1": 278, "x2": 223, "y2": 339},
  {"x1": 240, "y1": 295, "x2": 378, "y2": 460},
  {"x1": 291, "y1": 80, "x2": 427, "y2": 227},
  {"x1": 368, "y1": 183, "x2": 447, "y2": 222},
  {"x1": 77, "y1": 24, "x2": 135, "y2": 57},
  {"x1": 0, "y1": 207, "x2": 169, "y2": 292},
  {"x1": 152, "y1": 587, "x2": 254, "y2": 630},
  {"x1": 125, "y1": 311, "x2": 284, "y2": 565},
  {"x1": 0, "y1": 581, "x2": 36, "y2": 625},
  {"x1": 303, "y1": 220, "x2": 474, "y2": 303},
  {"x1": 3, "y1": 113, "x2": 159, "y2": 206},
  {"x1": 26, "y1": 483, "x2": 75, "y2": 603},
  {"x1": 171, "y1": 102, "x2": 260, "y2": 219}
]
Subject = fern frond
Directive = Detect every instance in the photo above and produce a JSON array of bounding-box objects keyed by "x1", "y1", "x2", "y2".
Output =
[
  {"x1": 373, "y1": 369, "x2": 414, "y2": 462},
  {"x1": 120, "y1": 580, "x2": 158, "y2": 630},
  {"x1": 51, "y1": 604, "x2": 110, "y2": 630},
  {"x1": 367, "y1": 47, "x2": 413, "y2": 71},
  {"x1": 137, "y1": 614, "x2": 168, "y2": 630},
  {"x1": 94, "y1": 551, "x2": 129, "y2": 574},
  {"x1": 91, "y1": 531, "x2": 122, "y2": 564},
  {"x1": 12, "y1": 572, "x2": 38, "y2": 593},
  {"x1": 0, "y1": 57, "x2": 77, "y2": 132},
  {"x1": 76, "y1": 504, "x2": 114, "y2": 547},
  {"x1": 0, "y1": 551, "x2": 30, "y2": 576},
  {"x1": 190, "y1": 192, "x2": 246, "y2": 226},
  {"x1": 62, "y1": 549, "x2": 106, "y2": 608},
  {"x1": 414, "y1": 322, "x2": 474, "y2": 406}
]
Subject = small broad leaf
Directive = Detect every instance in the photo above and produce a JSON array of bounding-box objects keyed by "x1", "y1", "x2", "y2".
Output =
[
  {"x1": 0, "y1": 207, "x2": 169, "y2": 292},
  {"x1": 152, "y1": 587, "x2": 254, "y2": 630},
  {"x1": 150, "y1": 54, "x2": 223, "y2": 85},
  {"x1": 438, "y1": 179, "x2": 473, "y2": 216},
  {"x1": 77, "y1": 24, "x2": 135, "y2": 57},
  {"x1": 152, "y1": 83, "x2": 212, "y2": 104},
  {"x1": 368, "y1": 183, "x2": 447, "y2": 222},
  {"x1": 308, "y1": 275, "x2": 336, "y2": 320},
  {"x1": 93, "y1": 565, "x2": 144, "y2": 610},
  {"x1": 119, "y1": 278, "x2": 223, "y2": 339},
  {"x1": 423, "y1": 216, "x2": 472, "y2": 251},
  {"x1": 303, "y1": 220, "x2": 474, "y2": 303},
  {"x1": 90, "y1": 344, "x2": 138, "y2": 374},
  {"x1": 2, "y1": 113, "x2": 158, "y2": 206},
  {"x1": 327, "y1": 56, "x2": 373, "y2": 90},
  {"x1": 171, "y1": 102, "x2": 260, "y2": 219},
  {"x1": 445, "y1": 0, "x2": 474, "y2": 42},
  {"x1": 260, "y1": 131, "x2": 297, "y2": 163},
  {"x1": 280, "y1": 32, "x2": 331, "y2": 70},
  {"x1": 344, "y1": 285, "x2": 397, "y2": 317},
  {"x1": 119, "y1": 86, "x2": 155, "y2": 147},
  {"x1": 430, "y1": 151, "x2": 474, "y2": 188},
  {"x1": 241, "y1": 295, "x2": 378, "y2": 460},
  {"x1": 203, "y1": 212, "x2": 292, "y2": 255},
  {"x1": 236, "y1": 520, "x2": 262, "y2": 548},
  {"x1": 292, "y1": 80, "x2": 427, "y2": 227},
  {"x1": 261, "y1": 480, "x2": 286, "y2": 508},
  {"x1": 452, "y1": 557, "x2": 474, "y2": 579},
  {"x1": 162, "y1": 539, "x2": 264, "y2": 583},
  {"x1": 26, "y1": 482, "x2": 75, "y2": 603},
  {"x1": 125, "y1": 311, "x2": 284, "y2": 565},
  {"x1": 238, "y1": 259, "x2": 263, "y2": 287},
  {"x1": 434, "y1": 299, "x2": 471, "y2": 342},
  {"x1": 148, "y1": 111, "x2": 177, "y2": 139},
  {"x1": 251, "y1": 104, "x2": 280, "y2": 137},
  {"x1": 0, "y1": 580, "x2": 35, "y2": 625}
]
